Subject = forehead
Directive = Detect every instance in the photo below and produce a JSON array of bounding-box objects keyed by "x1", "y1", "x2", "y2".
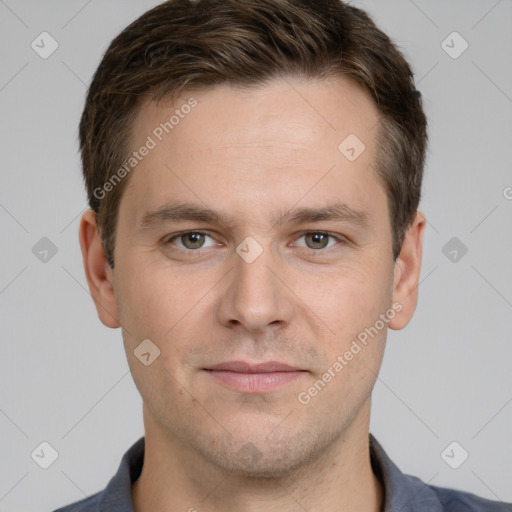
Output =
[
  {"x1": 132, "y1": 75, "x2": 380, "y2": 149},
  {"x1": 121, "y1": 76, "x2": 384, "y2": 227}
]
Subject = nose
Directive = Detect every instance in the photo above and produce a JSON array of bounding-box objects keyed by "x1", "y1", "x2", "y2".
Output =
[{"x1": 216, "y1": 241, "x2": 294, "y2": 334}]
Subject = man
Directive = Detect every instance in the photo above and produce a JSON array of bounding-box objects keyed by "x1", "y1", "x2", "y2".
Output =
[{"x1": 54, "y1": 0, "x2": 511, "y2": 511}]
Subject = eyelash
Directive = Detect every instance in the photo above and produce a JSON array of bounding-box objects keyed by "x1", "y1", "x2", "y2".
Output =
[{"x1": 163, "y1": 230, "x2": 346, "y2": 253}]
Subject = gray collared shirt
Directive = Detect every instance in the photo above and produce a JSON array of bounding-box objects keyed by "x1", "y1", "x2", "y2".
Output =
[{"x1": 53, "y1": 434, "x2": 512, "y2": 511}]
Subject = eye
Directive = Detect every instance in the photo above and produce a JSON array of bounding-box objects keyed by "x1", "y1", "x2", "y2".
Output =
[
  {"x1": 165, "y1": 231, "x2": 217, "y2": 250},
  {"x1": 164, "y1": 230, "x2": 345, "y2": 253},
  {"x1": 294, "y1": 231, "x2": 344, "y2": 250}
]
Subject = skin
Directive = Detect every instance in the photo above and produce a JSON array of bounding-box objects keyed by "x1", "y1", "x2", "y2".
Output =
[{"x1": 80, "y1": 75, "x2": 425, "y2": 512}]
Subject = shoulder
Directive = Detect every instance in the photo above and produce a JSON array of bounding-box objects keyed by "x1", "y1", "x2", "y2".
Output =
[
  {"x1": 369, "y1": 434, "x2": 511, "y2": 512},
  {"x1": 430, "y1": 483, "x2": 512, "y2": 512}
]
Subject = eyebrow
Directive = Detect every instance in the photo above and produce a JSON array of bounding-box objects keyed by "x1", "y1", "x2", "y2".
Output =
[{"x1": 137, "y1": 201, "x2": 370, "y2": 231}]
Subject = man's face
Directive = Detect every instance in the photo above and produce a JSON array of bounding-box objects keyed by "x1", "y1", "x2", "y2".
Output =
[{"x1": 110, "y1": 76, "x2": 399, "y2": 476}]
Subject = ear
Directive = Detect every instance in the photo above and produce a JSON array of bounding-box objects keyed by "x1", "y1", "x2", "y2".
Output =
[
  {"x1": 388, "y1": 210, "x2": 426, "y2": 330},
  {"x1": 78, "y1": 209, "x2": 120, "y2": 328}
]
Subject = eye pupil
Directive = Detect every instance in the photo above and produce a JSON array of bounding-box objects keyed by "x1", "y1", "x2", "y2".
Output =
[
  {"x1": 182, "y1": 232, "x2": 205, "y2": 249},
  {"x1": 306, "y1": 232, "x2": 329, "y2": 249}
]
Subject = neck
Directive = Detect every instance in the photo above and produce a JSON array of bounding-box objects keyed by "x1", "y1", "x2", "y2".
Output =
[{"x1": 132, "y1": 400, "x2": 383, "y2": 512}]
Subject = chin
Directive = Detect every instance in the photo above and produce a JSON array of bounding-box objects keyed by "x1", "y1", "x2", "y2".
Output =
[
  {"x1": 211, "y1": 450, "x2": 309, "y2": 479},
  {"x1": 197, "y1": 426, "x2": 340, "y2": 480}
]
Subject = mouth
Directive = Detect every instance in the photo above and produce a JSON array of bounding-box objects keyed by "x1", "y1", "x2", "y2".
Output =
[{"x1": 203, "y1": 360, "x2": 308, "y2": 393}]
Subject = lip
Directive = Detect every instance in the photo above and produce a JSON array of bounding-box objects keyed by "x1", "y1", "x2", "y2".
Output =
[
  {"x1": 206, "y1": 361, "x2": 301, "y2": 373},
  {"x1": 204, "y1": 361, "x2": 307, "y2": 393}
]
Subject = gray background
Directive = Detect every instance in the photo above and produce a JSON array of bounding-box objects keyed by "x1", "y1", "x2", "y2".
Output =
[{"x1": 0, "y1": 0, "x2": 511, "y2": 510}]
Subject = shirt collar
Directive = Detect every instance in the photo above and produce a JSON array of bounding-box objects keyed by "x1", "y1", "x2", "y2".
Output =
[
  {"x1": 369, "y1": 434, "x2": 443, "y2": 511},
  {"x1": 96, "y1": 433, "x2": 443, "y2": 512}
]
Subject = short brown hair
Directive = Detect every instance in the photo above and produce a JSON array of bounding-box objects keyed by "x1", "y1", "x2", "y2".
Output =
[{"x1": 80, "y1": 0, "x2": 427, "y2": 269}]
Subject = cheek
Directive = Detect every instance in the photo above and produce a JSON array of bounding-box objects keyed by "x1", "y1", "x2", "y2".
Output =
[
  {"x1": 115, "y1": 261, "x2": 217, "y2": 377},
  {"x1": 297, "y1": 260, "x2": 391, "y2": 340},
  {"x1": 115, "y1": 258, "x2": 198, "y2": 340},
  {"x1": 300, "y1": 279, "x2": 389, "y2": 419}
]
